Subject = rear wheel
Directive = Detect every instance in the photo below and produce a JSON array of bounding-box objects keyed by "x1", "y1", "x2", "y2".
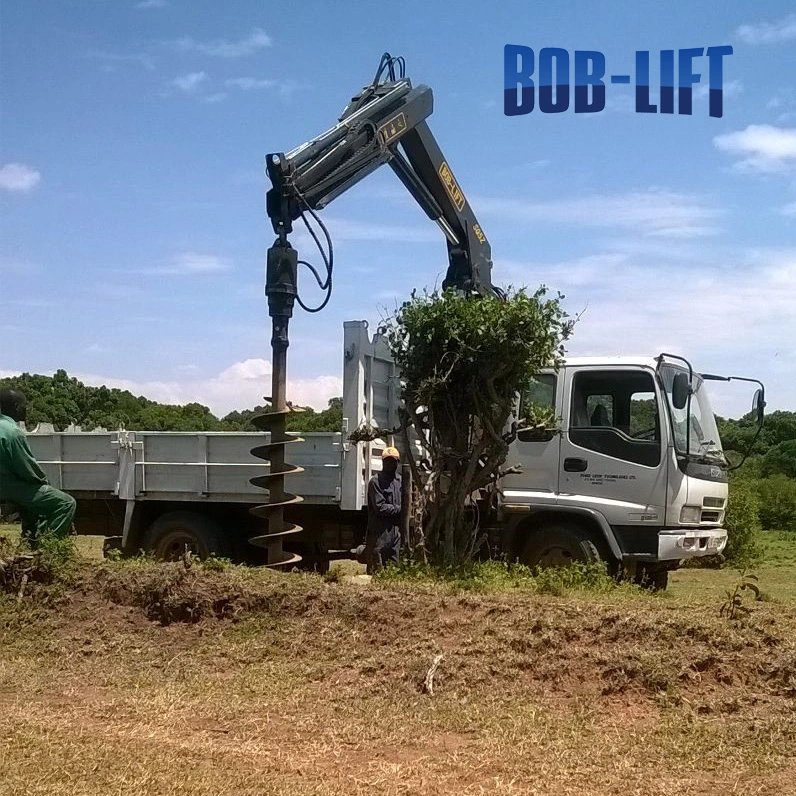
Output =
[
  {"x1": 520, "y1": 522, "x2": 606, "y2": 568},
  {"x1": 290, "y1": 537, "x2": 331, "y2": 574},
  {"x1": 142, "y1": 511, "x2": 228, "y2": 561}
]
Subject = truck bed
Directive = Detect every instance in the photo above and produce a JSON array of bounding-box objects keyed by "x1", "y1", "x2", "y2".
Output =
[{"x1": 26, "y1": 430, "x2": 344, "y2": 505}]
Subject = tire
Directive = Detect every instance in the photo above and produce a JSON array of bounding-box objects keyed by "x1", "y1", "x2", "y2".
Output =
[
  {"x1": 634, "y1": 564, "x2": 669, "y2": 591},
  {"x1": 142, "y1": 511, "x2": 228, "y2": 561},
  {"x1": 291, "y1": 538, "x2": 331, "y2": 574},
  {"x1": 520, "y1": 522, "x2": 605, "y2": 569}
]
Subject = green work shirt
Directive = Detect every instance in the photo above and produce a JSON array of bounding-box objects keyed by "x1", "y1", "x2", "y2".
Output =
[{"x1": 0, "y1": 413, "x2": 48, "y2": 503}]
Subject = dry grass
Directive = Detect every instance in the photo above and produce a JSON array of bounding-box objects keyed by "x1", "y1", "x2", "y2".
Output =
[{"x1": 1, "y1": 524, "x2": 796, "y2": 794}]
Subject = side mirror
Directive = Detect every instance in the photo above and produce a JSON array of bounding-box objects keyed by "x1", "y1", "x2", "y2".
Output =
[
  {"x1": 753, "y1": 388, "x2": 766, "y2": 424},
  {"x1": 672, "y1": 372, "x2": 690, "y2": 410},
  {"x1": 517, "y1": 428, "x2": 555, "y2": 443}
]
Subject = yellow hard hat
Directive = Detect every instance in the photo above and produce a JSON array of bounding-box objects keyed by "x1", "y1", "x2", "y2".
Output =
[{"x1": 382, "y1": 446, "x2": 400, "y2": 461}]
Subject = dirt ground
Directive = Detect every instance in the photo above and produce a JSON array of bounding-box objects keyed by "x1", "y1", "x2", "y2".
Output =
[{"x1": 1, "y1": 546, "x2": 795, "y2": 796}]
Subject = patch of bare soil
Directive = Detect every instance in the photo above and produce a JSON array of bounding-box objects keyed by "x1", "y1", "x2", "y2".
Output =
[{"x1": 1, "y1": 561, "x2": 795, "y2": 795}]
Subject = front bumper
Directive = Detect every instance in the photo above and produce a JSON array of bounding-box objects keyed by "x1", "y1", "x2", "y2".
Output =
[{"x1": 657, "y1": 528, "x2": 727, "y2": 561}]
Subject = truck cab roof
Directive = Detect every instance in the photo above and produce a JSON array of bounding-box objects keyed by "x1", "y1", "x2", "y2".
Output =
[{"x1": 552, "y1": 356, "x2": 662, "y2": 370}]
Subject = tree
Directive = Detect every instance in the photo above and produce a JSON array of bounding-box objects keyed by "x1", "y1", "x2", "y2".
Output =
[
  {"x1": 761, "y1": 440, "x2": 796, "y2": 479},
  {"x1": 384, "y1": 287, "x2": 572, "y2": 565}
]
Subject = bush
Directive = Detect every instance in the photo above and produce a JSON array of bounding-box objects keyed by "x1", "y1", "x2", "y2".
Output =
[
  {"x1": 757, "y1": 475, "x2": 796, "y2": 533},
  {"x1": 724, "y1": 478, "x2": 763, "y2": 567}
]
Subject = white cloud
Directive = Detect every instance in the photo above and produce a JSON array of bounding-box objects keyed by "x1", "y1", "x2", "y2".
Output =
[
  {"x1": 714, "y1": 125, "x2": 796, "y2": 173},
  {"x1": 135, "y1": 252, "x2": 233, "y2": 275},
  {"x1": 781, "y1": 201, "x2": 796, "y2": 217},
  {"x1": 225, "y1": 77, "x2": 276, "y2": 90},
  {"x1": 474, "y1": 189, "x2": 723, "y2": 238},
  {"x1": 321, "y1": 217, "x2": 439, "y2": 243},
  {"x1": 174, "y1": 28, "x2": 271, "y2": 58},
  {"x1": 136, "y1": 0, "x2": 166, "y2": 7},
  {"x1": 497, "y1": 246, "x2": 796, "y2": 416},
  {"x1": 224, "y1": 76, "x2": 305, "y2": 97},
  {"x1": 169, "y1": 71, "x2": 207, "y2": 92},
  {"x1": 0, "y1": 257, "x2": 40, "y2": 275},
  {"x1": 694, "y1": 79, "x2": 743, "y2": 101},
  {"x1": 736, "y1": 14, "x2": 796, "y2": 45},
  {"x1": 288, "y1": 217, "x2": 439, "y2": 253},
  {"x1": 84, "y1": 343, "x2": 112, "y2": 354},
  {"x1": 0, "y1": 163, "x2": 41, "y2": 193},
  {"x1": 0, "y1": 298, "x2": 53, "y2": 308},
  {"x1": 87, "y1": 50, "x2": 155, "y2": 71},
  {"x1": 203, "y1": 92, "x2": 227, "y2": 104}
]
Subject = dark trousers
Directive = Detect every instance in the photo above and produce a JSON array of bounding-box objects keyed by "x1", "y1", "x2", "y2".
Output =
[
  {"x1": 13, "y1": 485, "x2": 76, "y2": 543},
  {"x1": 365, "y1": 527, "x2": 401, "y2": 574}
]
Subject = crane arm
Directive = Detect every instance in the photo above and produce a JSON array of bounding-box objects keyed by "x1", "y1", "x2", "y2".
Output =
[{"x1": 265, "y1": 56, "x2": 499, "y2": 298}]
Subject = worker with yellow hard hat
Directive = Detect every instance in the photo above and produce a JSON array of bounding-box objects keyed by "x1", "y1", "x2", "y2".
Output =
[{"x1": 363, "y1": 445, "x2": 402, "y2": 573}]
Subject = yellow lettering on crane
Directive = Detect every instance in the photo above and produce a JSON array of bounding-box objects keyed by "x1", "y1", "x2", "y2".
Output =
[
  {"x1": 438, "y1": 162, "x2": 466, "y2": 211},
  {"x1": 473, "y1": 224, "x2": 486, "y2": 243}
]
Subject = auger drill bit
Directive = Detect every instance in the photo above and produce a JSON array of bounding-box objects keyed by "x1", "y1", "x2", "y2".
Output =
[{"x1": 248, "y1": 239, "x2": 303, "y2": 567}]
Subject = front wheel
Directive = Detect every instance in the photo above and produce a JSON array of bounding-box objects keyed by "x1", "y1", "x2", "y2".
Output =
[
  {"x1": 633, "y1": 564, "x2": 669, "y2": 591},
  {"x1": 520, "y1": 522, "x2": 606, "y2": 569}
]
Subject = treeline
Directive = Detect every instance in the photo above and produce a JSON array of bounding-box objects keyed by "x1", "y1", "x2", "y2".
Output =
[
  {"x1": 1, "y1": 371, "x2": 793, "y2": 479},
  {"x1": 716, "y1": 411, "x2": 796, "y2": 558},
  {"x1": 0, "y1": 370, "x2": 342, "y2": 433}
]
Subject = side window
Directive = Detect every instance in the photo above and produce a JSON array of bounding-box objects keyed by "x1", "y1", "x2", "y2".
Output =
[
  {"x1": 570, "y1": 371, "x2": 661, "y2": 467},
  {"x1": 518, "y1": 374, "x2": 557, "y2": 442},
  {"x1": 629, "y1": 392, "x2": 658, "y2": 439}
]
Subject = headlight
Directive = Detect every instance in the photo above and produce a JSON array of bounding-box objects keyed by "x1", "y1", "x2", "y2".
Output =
[{"x1": 680, "y1": 505, "x2": 702, "y2": 524}]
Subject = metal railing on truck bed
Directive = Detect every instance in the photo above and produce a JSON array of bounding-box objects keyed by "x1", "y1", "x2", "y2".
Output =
[{"x1": 26, "y1": 430, "x2": 344, "y2": 505}]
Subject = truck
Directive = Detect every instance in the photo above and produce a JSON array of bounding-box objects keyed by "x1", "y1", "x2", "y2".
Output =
[
  {"x1": 22, "y1": 322, "x2": 763, "y2": 588},
  {"x1": 10, "y1": 54, "x2": 765, "y2": 588}
]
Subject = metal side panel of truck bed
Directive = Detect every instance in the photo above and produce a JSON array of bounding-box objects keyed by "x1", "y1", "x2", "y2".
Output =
[
  {"x1": 23, "y1": 319, "x2": 404, "y2": 513},
  {"x1": 26, "y1": 431, "x2": 344, "y2": 504}
]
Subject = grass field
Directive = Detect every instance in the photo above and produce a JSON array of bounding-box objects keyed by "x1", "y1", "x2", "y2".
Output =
[{"x1": 1, "y1": 524, "x2": 795, "y2": 795}]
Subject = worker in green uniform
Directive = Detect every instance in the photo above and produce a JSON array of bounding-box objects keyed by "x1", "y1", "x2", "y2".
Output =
[{"x1": 0, "y1": 388, "x2": 76, "y2": 542}]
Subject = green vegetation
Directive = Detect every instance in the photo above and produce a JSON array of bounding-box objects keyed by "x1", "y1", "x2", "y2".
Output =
[
  {"x1": 0, "y1": 370, "x2": 342, "y2": 432},
  {"x1": 722, "y1": 477, "x2": 764, "y2": 567},
  {"x1": 374, "y1": 558, "x2": 628, "y2": 596},
  {"x1": 712, "y1": 409, "x2": 796, "y2": 560},
  {"x1": 384, "y1": 287, "x2": 572, "y2": 565}
]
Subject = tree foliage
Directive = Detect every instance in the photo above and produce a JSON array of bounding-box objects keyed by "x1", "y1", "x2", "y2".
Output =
[
  {"x1": 761, "y1": 440, "x2": 796, "y2": 479},
  {"x1": 0, "y1": 371, "x2": 342, "y2": 433},
  {"x1": 384, "y1": 287, "x2": 572, "y2": 565},
  {"x1": 757, "y1": 475, "x2": 796, "y2": 533}
]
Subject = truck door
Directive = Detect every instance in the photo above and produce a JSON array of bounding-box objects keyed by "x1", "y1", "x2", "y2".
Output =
[
  {"x1": 558, "y1": 367, "x2": 667, "y2": 540},
  {"x1": 500, "y1": 372, "x2": 561, "y2": 508}
]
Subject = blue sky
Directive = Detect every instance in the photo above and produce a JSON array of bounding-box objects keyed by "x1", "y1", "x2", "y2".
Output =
[{"x1": 1, "y1": 0, "x2": 795, "y2": 418}]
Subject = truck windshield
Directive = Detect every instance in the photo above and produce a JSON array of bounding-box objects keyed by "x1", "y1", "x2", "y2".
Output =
[{"x1": 659, "y1": 365, "x2": 725, "y2": 462}]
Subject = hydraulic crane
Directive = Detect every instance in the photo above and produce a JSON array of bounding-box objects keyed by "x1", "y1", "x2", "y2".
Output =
[{"x1": 250, "y1": 53, "x2": 504, "y2": 566}]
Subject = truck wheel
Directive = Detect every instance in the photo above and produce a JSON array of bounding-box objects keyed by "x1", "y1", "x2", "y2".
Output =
[
  {"x1": 520, "y1": 522, "x2": 604, "y2": 569},
  {"x1": 634, "y1": 564, "x2": 669, "y2": 591},
  {"x1": 142, "y1": 511, "x2": 228, "y2": 562},
  {"x1": 292, "y1": 539, "x2": 331, "y2": 574}
]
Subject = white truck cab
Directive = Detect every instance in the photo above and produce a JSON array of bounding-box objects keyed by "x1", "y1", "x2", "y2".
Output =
[{"x1": 498, "y1": 354, "x2": 732, "y2": 580}]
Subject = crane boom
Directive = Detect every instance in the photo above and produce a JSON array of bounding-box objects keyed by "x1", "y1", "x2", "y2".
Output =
[{"x1": 265, "y1": 62, "x2": 498, "y2": 298}]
